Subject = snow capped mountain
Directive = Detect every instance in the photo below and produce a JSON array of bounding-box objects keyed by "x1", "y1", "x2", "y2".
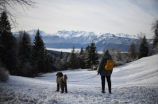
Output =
[
  {"x1": 23, "y1": 29, "x2": 138, "y2": 39},
  {"x1": 115, "y1": 33, "x2": 137, "y2": 38},
  {"x1": 13, "y1": 30, "x2": 152, "y2": 52},
  {"x1": 26, "y1": 29, "x2": 52, "y2": 37},
  {"x1": 54, "y1": 30, "x2": 138, "y2": 39},
  {"x1": 56, "y1": 30, "x2": 102, "y2": 39}
]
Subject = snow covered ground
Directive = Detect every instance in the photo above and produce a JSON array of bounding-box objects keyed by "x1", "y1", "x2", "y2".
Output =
[{"x1": 0, "y1": 55, "x2": 158, "y2": 104}]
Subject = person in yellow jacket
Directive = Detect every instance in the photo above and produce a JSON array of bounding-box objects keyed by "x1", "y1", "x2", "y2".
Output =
[{"x1": 97, "y1": 50, "x2": 113, "y2": 93}]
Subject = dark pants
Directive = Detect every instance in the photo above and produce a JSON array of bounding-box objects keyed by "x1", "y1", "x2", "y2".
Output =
[{"x1": 101, "y1": 76, "x2": 111, "y2": 92}]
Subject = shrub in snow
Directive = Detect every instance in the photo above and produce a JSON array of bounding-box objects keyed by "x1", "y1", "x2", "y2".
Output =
[
  {"x1": 109, "y1": 48, "x2": 128, "y2": 66},
  {"x1": 0, "y1": 67, "x2": 9, "y2": 82},
  {"x1": 114, "y1": 61, "x2": 125, "y2": 66},
  {"x1": 55, "y1": 58, "x2": 69, "y2": 71},
  {"x1": 91, "y1": 65, "x2": 98, "y2": 70}
]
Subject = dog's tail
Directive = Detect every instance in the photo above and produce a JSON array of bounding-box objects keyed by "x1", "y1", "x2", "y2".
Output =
[{"x1": 63, "y1": 74, "x2": 68, "y2": 82}]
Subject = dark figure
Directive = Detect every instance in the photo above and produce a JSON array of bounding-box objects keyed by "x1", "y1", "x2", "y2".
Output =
[
  {"x1": 56, "y1": 72, "x2": 68, "y2": 93},
  {"x1": 97, "y1": 50, "x2": 113, "y2": 93}
]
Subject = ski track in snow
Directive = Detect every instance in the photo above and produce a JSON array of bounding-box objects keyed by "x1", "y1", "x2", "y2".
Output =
[{"x1": 0, "y1": 55, "x2": 158, "y2": 104}]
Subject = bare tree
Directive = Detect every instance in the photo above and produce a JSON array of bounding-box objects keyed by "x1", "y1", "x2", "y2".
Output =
[
  {"x1": 137, "y1": 32, "x2": 145, "y2": 41},
  {"x1": 0, "y1": 0, "x2": 36, "y2": 28}
]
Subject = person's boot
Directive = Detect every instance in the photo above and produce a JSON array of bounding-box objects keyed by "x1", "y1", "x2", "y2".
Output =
[
  {"x1": 101, "y1": 90, "x2": 105, "y2": 93},
  {"x1": 109, "y1": 90, "x2": 112, "y2": 94}
]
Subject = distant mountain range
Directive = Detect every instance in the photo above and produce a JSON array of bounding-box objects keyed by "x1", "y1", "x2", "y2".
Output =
[{"x1": 13, "y1": 29, "x2": 153, "y2": 52}]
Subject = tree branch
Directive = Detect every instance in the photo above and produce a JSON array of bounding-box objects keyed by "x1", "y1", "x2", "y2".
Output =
[{"x1": 0, "y1": 0, "x2": 37, "y2": 29}]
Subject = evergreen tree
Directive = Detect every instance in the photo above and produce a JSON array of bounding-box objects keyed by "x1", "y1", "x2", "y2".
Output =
[
  {"x1": 48, "y1": 54, "x2": 54, "y2": 72},
  {"x1": 85, "y1": 45, "x2": 90, "y2": 53},
  {"x1": 44, "y1": 49, "x2": 53, "y2": 72},
  {"x1": 59, "y1": 51, "x2": 63, "y2": 59},
  {"x1": 43, "y1": 49, "x2": 48, "y2": 72},
  {"x1": 49, "y1": 55, "x2": 54, "y2": 71},
  {"x1": 86, "y1": 42, "x2": 98, "y2": 68},
  {"x1": 128, "y1": 42, "x2": 136, "y2": 60},
  {"x1": 77, "y1": 47, "x2": 86, "y2": 69},
  {"x1": 32, "y1": 29, "x2": 45, "y2": 76},
  {"x1": 90, "y1": 42, "x2": 99, "y2": 65},
  {"x1": 19, "y1": 31, "x2": 32, "y2": 63},
  {"x1": 78, "y1": 54, "x2": 86, "y2": 69},
  {"x1": 18, "y1": 31, "x2": 32, "y2": 77},
  {"x1": 80, "y1": 47, "x2": 84, "y2": 55},
  {"x1": 152, "y1": 19, "x2": 158, "y2": 53},
  {"x1": 0, "y1": 11, "x2": 17, "y2": 75},
  {"x1": 85, "y1": 45, "x2": 91, "y2": 68},
  {"x1": 138, "y1": 36, "x2": 149, "y2": 59},
  {"x1": 69, "y1": 46, "x2": 76, "y2": 69}
]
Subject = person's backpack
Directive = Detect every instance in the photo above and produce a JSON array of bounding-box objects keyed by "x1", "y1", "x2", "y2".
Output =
[{"x1": 104, "y1": 59, "x2": 114, "y2": 70}]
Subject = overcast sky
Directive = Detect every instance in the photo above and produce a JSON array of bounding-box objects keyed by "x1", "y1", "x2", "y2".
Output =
[{"x1": 11, "y1": 0, "x2": 158, "y2": 39}]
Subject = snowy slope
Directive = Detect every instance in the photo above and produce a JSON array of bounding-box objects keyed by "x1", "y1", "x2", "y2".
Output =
[
  {"x1": 0, "y1": 55, "x2": 158, "y2": 103},
  {"x1": 35, "y1": 54, "x2": 158, "y2": 87}
]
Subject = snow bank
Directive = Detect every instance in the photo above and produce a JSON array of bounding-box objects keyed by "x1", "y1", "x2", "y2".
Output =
[{"x1": 112, "y1": 54, "x2": 158, "y2": 86}]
